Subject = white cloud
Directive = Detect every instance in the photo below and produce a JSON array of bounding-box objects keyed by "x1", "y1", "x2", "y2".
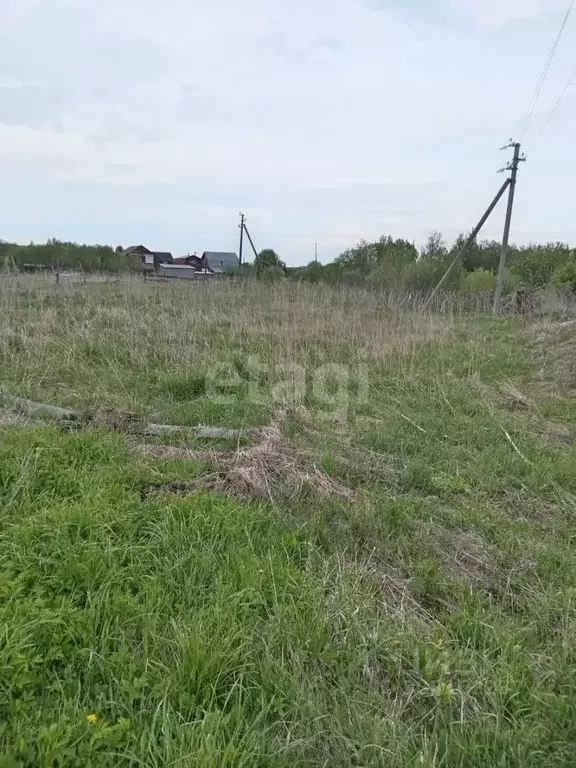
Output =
[
  {"x1": 0, "y1": 0, "x2": 574, "y2": 262},
  {"x1": 448, "y1": 0, "x2": 569, "y2": 28}
]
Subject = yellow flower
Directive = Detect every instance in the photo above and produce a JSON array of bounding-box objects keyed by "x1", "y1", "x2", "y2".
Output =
[{"x1": 86, "y1": 713, "x2": 98, "y2": 725}]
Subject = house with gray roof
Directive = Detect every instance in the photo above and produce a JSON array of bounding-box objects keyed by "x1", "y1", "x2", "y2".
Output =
[
  {"x1": 151, "y1": 251, "x2": 173, "y2": 265},
  {"x1": 202, "y1": 251, "x2": 239, "y2": 274},
  {"x1": 157, "y1": 263, "x2": 215, "y2": 280}
]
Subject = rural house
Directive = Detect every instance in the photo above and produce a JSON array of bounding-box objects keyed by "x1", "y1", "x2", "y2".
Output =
[
  {"x1": 122, "y1": 246, "x2": 239, "y2": 279},
  {"x1": 152, "y1": 252, "x2": 174, "y2": 266},
  {"x1": 157, "y1": 264, "x2": 208, "y2": 280},
  {"x1": 121, "y1": 245, "x2": 173, "y2": 271},
  {"x1": 174, "y1": 254, "x2": 204, "y2": 270},
  {"x1": 163, "y1": 251, "x2": 239, "y2": 279},
  {"x1": 121, "y1": 245, "x2": 154, "y2": 270},
  {"x1": 202, "y1": 252, "x2": 239, "y2": 273}
]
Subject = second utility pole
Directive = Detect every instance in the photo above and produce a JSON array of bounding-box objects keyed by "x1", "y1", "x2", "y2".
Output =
[
  {"x1": 239, "y1": 213, "x2": 245, "y2": 270},
  {"x1": 493, "y1": 142, "x2": 524, "y2": 315}
]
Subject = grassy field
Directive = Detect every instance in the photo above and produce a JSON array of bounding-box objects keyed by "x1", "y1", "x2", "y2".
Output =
[{"x1": 0, "y1": 274, "x2": 575, "y2": 766}]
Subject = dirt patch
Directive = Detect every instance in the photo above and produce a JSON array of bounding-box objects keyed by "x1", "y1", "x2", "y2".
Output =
[{"x1": 139, "y1": 424, "x2": 357, "y2": 504}]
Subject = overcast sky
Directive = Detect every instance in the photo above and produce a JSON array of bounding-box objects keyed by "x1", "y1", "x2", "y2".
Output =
[{"x1": 1, "y1": 0, "x2": 575, "y2": 264}]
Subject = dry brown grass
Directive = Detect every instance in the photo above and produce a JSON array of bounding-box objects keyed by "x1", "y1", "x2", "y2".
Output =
[
  {"x1": 139, "y1": 423, "x2": 358, "y2": 503},
  {"x1": 448, "y1": 528, "x2": 501, "y2": 593},
  {"x1": 0, "y1": 272, "x2": 457, "y2": 508},
  {"x1": 0, "y1": 273, "x2": 455, "y2": 375},
  {"x1": 532, "y1": 318, "x2": 576, "y2": 397},
  {"x1": 0, "y1": 407, "x2": 35, "y2": 428}
]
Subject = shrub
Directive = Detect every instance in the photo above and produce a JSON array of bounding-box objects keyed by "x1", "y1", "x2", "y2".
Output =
[
  {"x1": 255, "y1": 249, "x2": 286, "y2": 281},
  {"x1": 463, "y1": 269, "x2": 496, "y2": 292},
  {"x1": 510, "y1": 243, "x2": 574, "y2": 289},
  {"x1": 551, "y1": 261, "x2": 576, "y2": 293},
  {"x1": 401, "y1": 259, "x2": 463, "y2": 293}
]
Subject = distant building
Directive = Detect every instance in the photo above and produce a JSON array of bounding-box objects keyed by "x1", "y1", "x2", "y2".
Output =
[
  {"x1": 172, "y1": 252, "x2": 239, "y2": 275},
  {"x1": 121, "y1": 245, "x2": 173, "y2": 271},
  {"x1": 174, "y1": 254, "x2": 204, "y2": 270},
  {"x1": 202, "y1": 252, "x2": 239, "y2": 274},
  {"x1": 157, "y1": 263, "x2": 218, "y2": 280},
  {"x1": 123, "y1": 246, "x2": 238, "y2": 277},
  {"x1": 152, "y1": 252, "x2": 174, "y2": 266},
  {"x1": 121, "y1": 245, "x2": 150, "y2": 257},
  {"x1": 121, "y1": 245, "x2": 155, "y2": 270}
]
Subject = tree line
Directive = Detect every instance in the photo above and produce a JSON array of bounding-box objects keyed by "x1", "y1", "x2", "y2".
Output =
[
  {"x1": 2, "y1": 235, "x2": 575, "y2": 294},
  {"x1": 251, "y1": 234, "x2": 576, "y2": 294},
  {"x1": 0, "y1": 239, "x2": 139, "y2": 273}
]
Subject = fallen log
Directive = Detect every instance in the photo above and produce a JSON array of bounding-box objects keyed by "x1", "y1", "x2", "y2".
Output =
[
  {"x1": 194, "y1": 426, "x2": 257, "y2": 440},
  {"x1": 144, "y1": 424, "x2": 257, "y2": 440},
  {"x1": 142, "y1": 424, "x2": 258, "y2": 440},
  {"x1": 0, "y1": 395, "x2": 80, "y2": 421},
  {"x1": 1, "y1": 395, "x2": 257, "y2": 441}
]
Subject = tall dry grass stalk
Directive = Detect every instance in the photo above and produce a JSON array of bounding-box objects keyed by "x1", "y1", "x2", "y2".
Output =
[{"x1": 0, "y1": 274, "x2": 456, "y2": 380}]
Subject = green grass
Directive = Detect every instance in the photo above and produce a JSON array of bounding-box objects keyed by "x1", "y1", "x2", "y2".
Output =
[{"x1": 0, "y1": 277, "x2": 575, "y2": 765}]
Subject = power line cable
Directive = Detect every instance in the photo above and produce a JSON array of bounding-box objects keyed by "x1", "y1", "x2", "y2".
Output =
[
  {"x1": 534, "y1": 63, "x2": 576, "y2": 141},
  {"x1": 519, "y1": 0, "x2": 574, "y2": 139}
]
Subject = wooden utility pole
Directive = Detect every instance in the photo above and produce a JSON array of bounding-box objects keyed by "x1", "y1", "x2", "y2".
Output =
[
  {"x1": 239, "y1": 212, "x2": 245, "y2": 270},
  {"x1": 237, "y1": 212, "x2": 261, "y2": 264},
  {"x1": 493, "y1": 141, "x2": 525, "y2": 315}
]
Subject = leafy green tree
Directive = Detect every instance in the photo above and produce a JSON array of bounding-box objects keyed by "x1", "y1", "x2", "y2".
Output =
[
  {"x1": 420, "y1": 232, "x2": 448, "y2": 262},
  {"x1": 255, "y1": 249, "x2": 286, "y2": 281},
  {"x1": 333, "y1": 235, "x2": 418, "y2": 288},
  {"x1": 451, "y1": 235, "x2": 502, "y2": 273},
  {"x1": 296, "y1": 261, "x2": 325, "y2": 283},
  {"x1": 4, "y1": 239, "x2": 139, "y2": 274},
  {"x1": 400, "y1": 259, "x2": 461, "y2": 293},
  {"x1": 474, "y1": 240, "x2": 503, "y2": 272},
  {"x1": 510, "y1": 243, "x2": 574, "y2": 288},
  {"x1": 337, "y1": 236, "x2": 417, "y2": 272},
  {"x1": 551, "y1": 261, "x2": 576, "y2": 293},
  {"x1": 0, "y1": 239, "x2": 15, "y2": 258}
]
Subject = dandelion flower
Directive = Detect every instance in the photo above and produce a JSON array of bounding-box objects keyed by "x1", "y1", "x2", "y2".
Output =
[{"x1": 86, "y1": 713, "x2": 98, "y2": 725}]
